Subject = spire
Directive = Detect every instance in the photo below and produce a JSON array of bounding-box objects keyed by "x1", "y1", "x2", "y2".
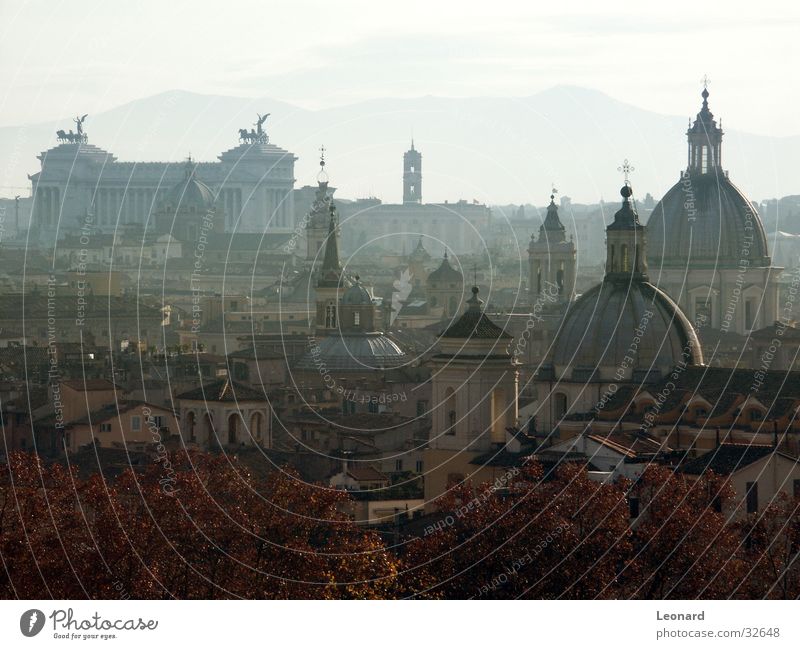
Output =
[
  {"x1": 317, "y1": 144, "x2": 328, "y2": 185},
  {"x1": 183, "y1": 155, "x2": 196, "y2": 179},
  {"x1": 538, "y1": 187, "x2": 566, "y2": 243},
  {"x1": 318, "y1": 204, "x2": 341, "y2": 288}
]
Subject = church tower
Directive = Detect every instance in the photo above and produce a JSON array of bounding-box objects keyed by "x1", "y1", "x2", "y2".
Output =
[
  {"x1": 314, "y1": 205, "x2": 344, "y2": 336},
  {"x1": 403, "y1": 141, "x2": 422, "y2": 204},
  {"x1": 306, "y1": 148, "x2": 334, "y2": 262},
  {"x1": 424, "y1": 286, "x2": 518, "y2": 509},
  {"x1": 527, "y1": 191, "x2": 576, "y2": 303}
]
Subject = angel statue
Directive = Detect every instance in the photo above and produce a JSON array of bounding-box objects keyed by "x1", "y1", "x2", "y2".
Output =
[
  {"x1": 254, "y1": 112, "x2": 270, "y2": 136},
  {"x1": 74, "y1": 114, "x2": 88, "y2": 136}
]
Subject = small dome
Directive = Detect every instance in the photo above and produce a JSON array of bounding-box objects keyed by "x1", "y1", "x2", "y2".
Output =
[
  {"x1": 341, "y1": 279, "x2": 373, "y2": 305},
  {"x1": 295, "y1": 333, "x2": 409, "y2": 372},
  {"x1": 647, "y1": 173, "x2": 769, "y2": 269},
  {"x1": 162, "y1": 163, "x2": 216, "y2": 212},
  {"x1": 427, "y1": 254, "x2": 463, "y2": 284},
  {"x1": 551, "y1": 279, "x2": 702, "y2": 379}
]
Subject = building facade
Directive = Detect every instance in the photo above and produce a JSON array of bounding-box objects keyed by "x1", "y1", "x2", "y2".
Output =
[{"x1": 28, "y1": 118, "x2": 296, "y2": 240}]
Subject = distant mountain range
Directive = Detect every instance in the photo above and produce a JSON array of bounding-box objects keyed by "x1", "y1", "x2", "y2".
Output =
[{"x1": 1, "y1": 85, "x2": 798, "y2": 208}]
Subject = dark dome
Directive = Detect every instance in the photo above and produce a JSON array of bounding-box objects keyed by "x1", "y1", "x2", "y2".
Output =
[
  {"x1": 162, "y1": 168, "x2": 216, "y2": 212},
  {"x1": 647, "y1": 172, "x2": 769, "y2": 269},
  {"x1": 341, "y1": 281, "x2": 373, "y2": 305},
  {"x1": 295, "y1": 333, "x2": 409, "y2": 372},
  {"x1": 551, "y1": 279, "x2": 703, "y2": 379},
  {"x1": 427, "y1": 255, "x2": 462, "y2": 284}
]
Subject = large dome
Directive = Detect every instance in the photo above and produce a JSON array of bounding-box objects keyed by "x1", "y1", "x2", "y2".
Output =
[
  {"x1": 295, "y1": 333, "x2": 409, "y2": 372},
  {"x1": 647, "y1": 172, "x2": 769, "y2": 269},
  {"x1": 551, "y1": 279, "x2": 703, "y2": 380}
]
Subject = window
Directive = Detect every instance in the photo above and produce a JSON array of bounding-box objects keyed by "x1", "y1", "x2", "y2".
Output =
[
  {"x1": 793, "y1": 479, "x2": 800, "y2": 499},
  {"x1": 416, "y1": 400, "x2": 428, "y2": 417},
  {"x1": 416, "y1": 460, "x2": 423, "y2": 473},
  {"x1": 746, "y1": 481, "x2": 758, "y2": 514},
  {"x1": 745, "y1": 299, "x2": 756, "y2": 330},
  {"x1": 151, "y1": 415, "x2": 164, "y2": 428},
  {"x1": 100, "y1": 423, "x2": 112, "y2": 433},
  {"x1": 395, "y1": 459, "x2": 403, "y2": 472},
  {"x1": 447, "y1": 410, "x2": 456, "y2": 432},
  {"x1": 629, "y1": 496, "x2": 640, "y2": 519},
  {"x1": 353, "y1": 311, "x2": 360, "y2": 326},
  {"x1": 251, "y1": 412, "x2": 264, "y2": 442},
  {"x1": 130, "y1": 416, "x2": 141, "y2": 432},
  {"x1": 750, "y1": 409, "x2": 763, "y2": 422},
  {"x1": 325, "y1": 304, "x2": 337, "y2": 328},
  {"x1": 554, "y1": 393, "x2": 568, "y2": 419},
  {"x1": 444, "y1": 387, "x2": 457, "y2": 434}
]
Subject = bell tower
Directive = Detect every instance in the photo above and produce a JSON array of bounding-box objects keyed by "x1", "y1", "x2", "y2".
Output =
[
  {"x1": 403, "y1": 140, "x2": 422, "y2": 204},
  {"x1": 527, "y1": 189, "x2": 576, "y2": 303}
]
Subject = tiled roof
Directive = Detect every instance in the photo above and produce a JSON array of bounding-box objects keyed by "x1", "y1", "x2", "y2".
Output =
[
  {"x1": 346, "y1": 466, "x2": 389, "y2": 482},
  {"x1": 176, "y1": 379, "x2": 266, "y2": 402},
  {"x1": 586, "y1": 432, "x2": 668, "y2": 457},
  {"x1": 62, "y1": 379, "x2": 119, "y2": 392},
  {"x1": 68, "y1": 400, "x2": 172, "y2": 426},
  {"x1": 680, "y1": 443, "x2": 776, "y2": 475},
  {"x1": 440, "y1": 309, "x2": 512, "y2": 340}
]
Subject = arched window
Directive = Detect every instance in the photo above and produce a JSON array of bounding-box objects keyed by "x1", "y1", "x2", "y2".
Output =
[
  {"x1": 250, "y1": 412, "x2": 263, "y2": 443},
  {"x1": 228, "y1": 413, "x2": 239, "y2": 445},
  {"x1": 444, "y1": 387, "x2": 457, "y2": 434},
  {"x1": 203, "y1": 413, "x2": 214, "y2": 447},
  {"x1": 490, "y1": 388, "x2": 507, "y2": 444},
  {"x1": 621, "y1": 244, "x2": 630, "y2": 272},
  {"x1": 554, "y1": 392, "x2": 568, "y2": 419},
  {"x1": 556, "y1": 261, "x2": 564, "y2": 294},
  {"x1": 185, "y1": 411, "x2": 196, "y2": 442}
]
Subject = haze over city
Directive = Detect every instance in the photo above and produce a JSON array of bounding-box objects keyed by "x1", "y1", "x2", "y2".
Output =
[{"x1": 3, "y1": 0, "x2": 800, "y2": 635}]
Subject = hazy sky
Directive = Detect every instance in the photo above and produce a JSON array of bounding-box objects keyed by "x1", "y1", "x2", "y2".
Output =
[{"x1": 1, "y1": 0, "x2": 799, "y2": 136}]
